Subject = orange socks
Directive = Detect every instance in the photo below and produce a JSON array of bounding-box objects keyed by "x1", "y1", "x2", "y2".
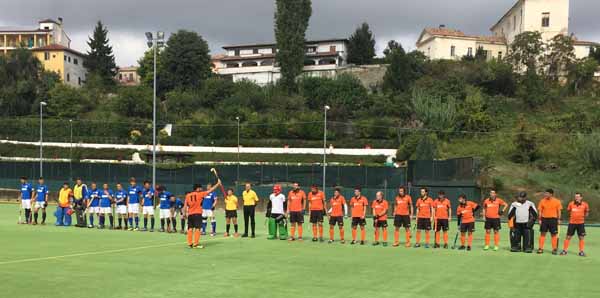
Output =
[
  {"x1": 460, "y1": 233, "x2": 466, "y2": 245},
  {"x1": 435, "y1": 232, "x2": 440, "y2": 244},
  {"x1": 352, "y1": 228, "x2": 357, "y2": 240},
  {"x1": 374, "y1": 229, "x2": 380, "y2": 241},
  {"x1": 563, "y1": 239, "x2": 585, "y2": 252},
  {"x1": 339, "y1": 228, "x2": 344, "y2": 240},
  {"x1": 312, "y1": 224, "x2": 317, "y2": 238},
  {"x1": 416, "y1": 231, "x2": 421, "y2": 244},
  {"x1": 298, "y1": 226, "x2": 303, "y2": 238},
  {"x1": 406, "y1": 231, "x2": 411, "y2": 245},
  {"x1": 443, "y1": 231, "x2": 448, "y2": 245},
  {"x1": 425, "y1": 231, "x2": 430, "y2": 244},
  {"x1": 329, "y1": 227, "x2": 334, "y2": 240},
  {"x1": 485, "y1": 231, "x2": 491, "y2": 246},
  {"x1": 360, "y1": 228, "x2": 366, "y2": 241},
  {"x1": 551, "y1": 235, "x2": 558, "y2": 250},
  {"x1": 319, "y1": 225, "x2": 323, "y2": 238},
  {"x1": 194, "y1": 230, "x2": 200, "y2": 245},
  {"x1": 468, "y1": 233, "x2": 473, "y2": 246},
  {"x1": 187, "y1": 229, "x2": 193, "y2": 245},
  {"x1": 383, "y1": 229, "x2": 388, "y2": 242},
  {"x1": 539, "y1": 234, "x2": 546, "y2": 249},
  {"x1": 494, "y1": 233, "x2": 500, "y2": 246},
  {"x1": 290, "y1": 226, "x2": 295, "y2": 238},
  {"x1": 394, "y1": 230, "x2": 399, "y2": 243},
  {"x1": 579, "y1": 239, "x2": 585, "y2": 251}
]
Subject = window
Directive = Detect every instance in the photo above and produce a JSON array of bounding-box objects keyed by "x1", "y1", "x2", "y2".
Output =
[
  {"x1": 64, "y1": 55, "x2": 66, "y2": 61},
  {"x1": 306, "y1": 47, "x2": 316, "y2": 53},
  {"x1": 68, "y1": 56, "x2": 71, "y2": 62},
  {"x1": 78, "y1": 77, "x2": 81, "y2": 86},
  {"x1": 467, "y1": 47, "x2": 473, "y2": 57},
  {"x1": 234, "y1": 49, "x2": 240, "y2": 56},
  {"x1": 129, "y1": 73, "x2": 133, "y2": 81},
  {"x1": 66, "y1": 73, "x2": 70, "y2": 82},
  {"x1": 450, "y1": 45, "x2": 456, "y2": 57},
  {"x1": 74, "y1": 58, "x2": 78, "y2": 65},
  {"x1": 253, "y1": 48, "x2": 259, "y2": 54},
  {"x1": 498, "y1": 51, "x2": 503, "y2": 60},
  {"x1": 119, "y1": 74, "x2": 123, "y2": 80},
  {"x1": 329, "y1": 45, "x2": 336, "y2": 52},
  {"x1": 44, "y1": 52, "x2": 50, "y2": 60},
  {"x1": 542, "y1": 13, "x2": 550, "y2": 27}
]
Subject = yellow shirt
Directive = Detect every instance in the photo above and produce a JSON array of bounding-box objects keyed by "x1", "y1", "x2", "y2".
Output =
[
  {"x1": 242, "y1": 189, "x2": 259, "y2": 206},
  {"x1": 58, "y1": 187, "x2": 72, "y2": 207},
  {"x1": 225, "y1": 195, "x2": 238, "y2": 211}
]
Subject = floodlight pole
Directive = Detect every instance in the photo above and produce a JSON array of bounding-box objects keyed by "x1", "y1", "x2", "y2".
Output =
[
  {"x1": 39, "y1": 101, "x2": 47, "y2": 177},
  {"x1": 323, "y1": 105, "x2": 330, "y2": 196}
]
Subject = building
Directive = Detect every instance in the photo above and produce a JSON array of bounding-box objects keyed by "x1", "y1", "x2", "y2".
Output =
[
  {"x1": 215, "y1": 38, "x2": 349, "y2": 85},
  {"x1": 417, "y1": 0, "x2": 598, "y2": 61},
  {"x1": 116, "y1": 66, "x2": 141, "y2": 86},
  {"x1": 0, "y1": 18, "x2": 87, "y2": 87}
]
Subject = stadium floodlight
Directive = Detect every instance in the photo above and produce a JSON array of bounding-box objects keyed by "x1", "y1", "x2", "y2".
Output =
[
  {"x1": 69, "y1": 119, "x2": 73, "y2": 180},
  {"x1": 323, "y1": 105, "x2": 330, "y2": 196},
  {"x1": 236, "y1": 116, "x2": 241, "y2": 183},
  {"x1": 145, "y1": 32, "x2": 165, "y2": 192},
  {"x1": 39, "y1": 101, "x2": 47, "y2": 176}
]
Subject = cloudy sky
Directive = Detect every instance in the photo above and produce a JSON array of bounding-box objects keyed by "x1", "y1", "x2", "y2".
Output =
[{"x1": 1, "y1": 0, "x2": 598, "y2": 66}]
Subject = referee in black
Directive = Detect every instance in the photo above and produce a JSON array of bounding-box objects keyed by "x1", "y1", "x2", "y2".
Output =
[{"x1": 242, "y1": 183, "x2": 259, "y2": 238}]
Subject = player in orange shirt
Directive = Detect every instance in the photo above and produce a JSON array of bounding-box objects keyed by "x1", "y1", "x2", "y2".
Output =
[
  {"x1": 456, "y1": 194, "x2": 479, "y2": 251},
  {"x1": 432, "y1": 190, "x2": 451, "y2": 249},
  {"x1": 349, "y1": 186, "x2": 368, "y2": 245},
  {"x1": 327, "y1": 187, "x2": 347, "y2": 243},
  {"x1": 371, "y1": 191, "x2": 389, "y2": 246},
  {"x1": 537, "y1": 189, "x2": 562, "y2": 255},
  {"x1": 414, "y1": 188, "x2": 434, "y2": 248},
  {"x1": 482, "y1": 189, "x2": 508, "y2": 251},
  {"x1": 393, "y1": 186, "x2": 413, "y2": 247},
  {"x1": 287, "y1": 182, "x2": 307, "y2": 241},
  {"x1": 560, "y1": 193, "x2": 589, "y2": 257},
  {"x1": 308, "y1": 184, "x2": 326, "y2": 242},
  {"x1": 184, "y1": 181, "x2": 221, "y2": 249}
]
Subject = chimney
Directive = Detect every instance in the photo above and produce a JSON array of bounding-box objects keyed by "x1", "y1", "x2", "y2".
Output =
[{"x1": 58, "y1": 17, "x2": 63, "y2": 24}]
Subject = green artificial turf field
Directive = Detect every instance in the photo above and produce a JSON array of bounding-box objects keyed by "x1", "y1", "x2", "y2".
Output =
[{"x1": 1, "y1": 203, "x2": 599, "y2": 298}]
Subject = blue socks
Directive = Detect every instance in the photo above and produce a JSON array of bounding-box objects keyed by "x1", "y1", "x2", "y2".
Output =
[
  {"x1": 89, "y1": 215, "x2": 94, "y2": 226},
  {"x1": 211, "y1": 221, "x2": 216, "y2": 234},
  {"x1": 135, "y1": 217, "x2": 139, "y2": 227},
  {"x1": 128, "y1": 217, "x2": 133, "y2": 227}
]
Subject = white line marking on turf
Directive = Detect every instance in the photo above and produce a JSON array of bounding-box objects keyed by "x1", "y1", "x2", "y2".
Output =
[{"x1": 0, "y1": 237, "x2": 232, "y2": 266}]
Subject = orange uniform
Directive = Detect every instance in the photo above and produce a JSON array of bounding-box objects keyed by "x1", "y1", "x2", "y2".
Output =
[
  {"x1": 538, "y1": 197, "x2": 562, "y2": 219},
  {"x1": 185, "y1": 191, "x2": 206, "y2": 215},
  {"x1": 288, "y1": 190, "x2": 306, "y2": 212},
  {"x1": 372, "y1": 200, "x2": 389, "y2": 220},
  {"x1": 567, "y1": 201, "x2": 589, "y2": 224},
  {"x1": 482, "y1": 198, "x2": 507, "y2": 219},
  {"x1": 350, "y1": 196, "x2": 368, "y2": 218},
  {"x1": 457, "y1": 201, "x2": 478, "y2": 224},
  {"x1": 432, "y1": 198, "x2": 451, "y2": 219},
  {"x1": 394, "y1": 195, "x2": 412, "y2": 216},
  {"x1": 416, "y1": 197, "x2": 434, "y2": 218},
  {"x1": 329, "y1": 195, "x2": 346, "y2": 217},
  {"x1": 308, "y1": 191, "x2": 325, "y2": 211}
]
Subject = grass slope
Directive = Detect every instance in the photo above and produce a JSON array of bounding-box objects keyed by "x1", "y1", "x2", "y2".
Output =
[{"x1": 1, "y1": 204, "x2": 599, "y2": 298}]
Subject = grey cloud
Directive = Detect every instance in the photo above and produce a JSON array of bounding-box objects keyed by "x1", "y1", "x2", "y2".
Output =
[{"x1": 2, "y1": 0, "x2": 598, "y2": 65}]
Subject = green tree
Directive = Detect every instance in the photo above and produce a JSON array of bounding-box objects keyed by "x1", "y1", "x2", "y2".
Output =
[
  {"x1": 590, "y1": 46, "x2": 600, "y2": 63},
  {"x1": 516, "y1": 69, "x2": 548, "y2": 108},
  {"x1": 544, "y1": 34, "x2": 575, "y2": 80},
  {"x1": 347, "y1": 22, "x2": 376, "y2": 65},
  {"x1": 457, "y1": 86, "x2": 493, "y2": 132},
  {"x1": 137, "y1": 48, "x2": 162, "y2": 88},
  {"x1": 274, "y1": 0, "x2": 312, "y2": 93},
  {"x1": 161, "y1": 30, "x2": 212, "y2": 92},
  {"x1": 47, "y1": 84, "x2": 89, "y2": 118},
  {"x1": 84, "y1": 21, "x2": 117, "y2": 87},
  {"x1": 382, "y1": 40, "x2": 402, "y2": 61},
  {"x1": 382, "y1": 42, "x2": 426, "y2": 93},
  {"x1": 568, "y1": 57, "x2": 599, "y2": 94},
  {"x1": 411, "y1": 88, "x2": 457, "y2": 131},
  {"x1": 112, "y1": 86, "x2": 153, "y2": 118},
  {"x1": 511, "y1": 115, "x2": 538, "y2": 163},
  {"x1": 415, "y1": 133, "x2": 438, "y2": 160},
  {"x1": 507, "y1": 31, "x2": 544, "y2": 72}
]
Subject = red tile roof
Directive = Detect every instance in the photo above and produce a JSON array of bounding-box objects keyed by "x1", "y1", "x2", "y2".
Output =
[{"x1": 31, "y1": 44, "x2": 86, "y2": 57}]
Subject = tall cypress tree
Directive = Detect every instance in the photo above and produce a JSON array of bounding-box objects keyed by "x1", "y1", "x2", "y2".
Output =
[
  {"x1": 274, "y1": 0, "x2": 312, "y2": 93},
  {"x1": 347, "y1": 22, "x2": 376, "y2": 65},
  {"x1": 84, "y1": 21, "x2": 117, "y2": 87}
]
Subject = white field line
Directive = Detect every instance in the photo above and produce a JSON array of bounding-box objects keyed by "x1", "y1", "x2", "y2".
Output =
[{"x1": 0, "y1": 236, "x2": 231, "y2": 266}]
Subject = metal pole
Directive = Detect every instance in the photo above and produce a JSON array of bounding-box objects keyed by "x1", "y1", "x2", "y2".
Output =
[
  {"x1": 323, "y1": 106, "x2": 328, "y2": 196},
  {"x1": 69, "y1": 119, "x2": 73, "y2": 180},
  {"x1": 236, "y1": 116, "x2": 240, "y2": 184},
  {"x1": 39, "y1": 102, "x2": 44, "y2": 177},
  {"x1": 152, "y1": 36, "x2": 157, "y2": 190}
]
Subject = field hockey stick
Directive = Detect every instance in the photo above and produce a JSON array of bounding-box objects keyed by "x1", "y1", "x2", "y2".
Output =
[
  {"x1": 17, "y1": 200, "x2": 22, "y2": 224},
  {"x1": 210, "y1": 168, "x2": 227, "y2": 199},
  {"x1": 451, "y1": 217, "x2": 461, "y2": 249}
]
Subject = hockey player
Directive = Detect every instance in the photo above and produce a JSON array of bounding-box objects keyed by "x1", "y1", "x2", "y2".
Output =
[
  {"x1": 267, "y1": 184, "x2": 288, "y2": 240},
  {"x1": 507, "y1": 192, "x2": 538, "y2": 253}
]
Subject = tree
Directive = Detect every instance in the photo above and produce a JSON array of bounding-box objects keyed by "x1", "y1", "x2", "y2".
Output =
[
  {"x1": 112, "y1": 86, "x2": 153, "y2": 118},
  {"x1": 457, "y1": 86, "x2": 493, "y2": 132},
  {"x1": 347, "y1": 22, "x2": 376, "y2": 65},
  {"x1": 383, "y1": 40, "x2": 402, "y2": 61},
  {"x1": 47, "y1": 84, "x2": 89, "y2": 118},
  {"x1": 415, "y1": 133, "x2": 438, "y2": 160},
  {"x1": 511, "y1": 115, "x2": 538, "y2": 163},
  {"x1": 568, "y1": 57, "x2": 599, "y2": 94},
  {"x1": 274, "y1": 0, "x2": 312, "y2": 93},
  {"x1": 382, "y1": 42, "x2": 426, "y2": 93},
  {"x1": 161, "y1": 30, "x2": 212, "y2": 92},
  {"x1": 137, "y1": 48, "x2": 162, "y2": 88},
  {"x1": 517, "y1": 68, "x2": 548, "y2": 108},
  {"x1": 411, "y1": 88, "x2": 457, "y2": 131},
  {"x1": 84, "y1": 21, "x2": 117, "y2": 87},
  {"x1": 544, "y1": 34, "x2": 575, "y2": 80},
  {"x1": 507, "y1": 31, "x2": 544, "y2": 72},
  {"x1": 590, "y1": 46, "x2": 600, "y2": 63}
]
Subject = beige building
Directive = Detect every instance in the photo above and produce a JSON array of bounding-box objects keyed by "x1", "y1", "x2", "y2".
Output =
[
  {"x1": 417, "y1": 0, "x2": 598, "y2": 61},
  {"x1": 116, "y1": 66, "x2": 141, "y2": 86}
]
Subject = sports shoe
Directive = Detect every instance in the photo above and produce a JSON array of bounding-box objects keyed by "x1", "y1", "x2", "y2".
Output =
[
  {"x1": 149, "y1": 229, "x2": 154, "y2": 232},
  {"x1": 188, "y1": 244, "x2": 194, "y2": 249},
  {"x1": 328, "y1": 239, "x2": 334, "y2": 244},
  {"x1": 319, "y1": 238, "x2": 324, "y2": 243},
  {"x1": 360, "y1": 241, "x2": 365, "y2": 245},
  {"x1": 234, "y1": 233, "x2": 239, "y2": 238},
  {"x1": 493, "y1": 246, "x2": 499, "y2": 251},
  {"x1": 159, "y1": 228, "x2": 165, "y2": 233},
  {"x1": 350, "y1": 240, "x2": 356, "y2": 245},
  {"x1": 424, "y1": 244, "x2": 430, "y2": 248},
  {"x1": 372, "y1": 241, "x2": 380, "y2": 246},
  {"x1": 201, "y1": 231, "x2": 207, "y2": 235},
  {"x1": 180, "y1": 230, "x2": 186, "y2": 234},
  {"x1": 312, "y1": 238, "x2": 318, "y2": 242},
  {"x1": 551, "y1": 249, "x2": 558, "y2": 255},
  {"x1": 298, "y1": 237, "x2": 304, "y2": 242},
  {"x1": 224, "y1": 233, "x2": 229, "y2": 237},
  {"x1": 443, "y1": 244, "x2": 449, "y2": 249},
  {"x1": 134, "y1": 227, "x2": 140, "y2": 231},
  {"x1": 414, "y1": 243, "x2": 421, "y2": 248},
  {"x1": 578, "y1": 251, "x2": 586, "y2": 257},
  {"x1": 458, "y1": 245, "x2": 466, "y2": 250},
  {"x1": 288, "y1": 237, "x2": 295, "y2": 241},
  {"x1": 467, "y1": 246, "x2": 472, "y2": 251},
  {"x1": 340, "y1": 240, "x2": 345, "y2": 244},
  {"x1": 382, "y1": 242, "x2": 388, "y2": 247},
  {"x1": 393, "y1": 242, "x2": 400, "y2": 247},
  {"x1": 405, "y1": 243, "x2": 411, "y2": 248},
  {"x1": 241, "y1": 234, "x2": 248, "y2": 238},
  {"x1": 251, "y1": 234, "x2": 256, "y2": 238},
  {"x1": 210, "y1": 233, "x2": 216, "y2": 237},
  {"x1": 87, "y1": 224, "x2": 93, "y2": 228},
  {"x1": 128, "y1": 227, "x2": 134, "y2": 231},
  {"x1": 483, "y1": 245, "x2": 490, "y2": 251},
  {"x1": 433, "y1": 243, "x2": 440, "y2": 249},
  {"x1": 560, "y1": 250, "x2": 567, "y2": 256},
  {"x1": 537, "y1": 249, "x2": 544, "y2": 254}
]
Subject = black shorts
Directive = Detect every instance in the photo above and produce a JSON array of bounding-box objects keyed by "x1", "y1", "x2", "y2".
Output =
[
  {"x1": 485, "y1": 218, "x2": 501, "y2": 230},
  {"x1": 329, "y1": 216, "x2": 344, "y2": 226},
  {"x1": 309, "y1": 210, "x2": 324, "y2": 224},
  {"x1": 460, "y1": 222, "x2": 475, "y2": 233},
  {"x1": 435, "y1": 219, "x2": 449, "y2": 231},
  {"x1": 289, "y1": 211, "x2": 304, "y2": 224},
  {"x1": 567, "y1": 224, "x2": 586, "y2": 237},
  {"x1": 351, "y1": 217, "x2": 366, "y2": 227},
  {"x1": 540, "y1": 218, "x2": 558, "y2": 234},
  {"x1": 373, "y1": 219, "x2": 388, "y2": 228},
  {"x1": 188, "y1": 214, "x2": 202, "y2": 229},
  {"x1": 394, "y1": 215, "x2": 411, "y2": 228},
  {"x1": 417, "y1": 218, "x2": 431, "y2": 230},
  {"x1": 225, "y1": 210, "x2": 237, "y2": 218}
]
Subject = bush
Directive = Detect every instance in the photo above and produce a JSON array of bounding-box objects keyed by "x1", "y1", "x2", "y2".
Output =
[
  {"x1": 415, "y1": 133, "x2": 438, "y2": 160},
  {"x1": 577, "y1": 133, "x2": 600, "y2": 171},
  {"x1": 511, "y1": 115, "x2": 539, "y2": 163}
]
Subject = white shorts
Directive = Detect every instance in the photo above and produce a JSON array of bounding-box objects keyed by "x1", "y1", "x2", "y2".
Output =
[
  {"x1": 101, "y1": 207, "x2": 112, "y2": 214},
  {"x1": 160, "y1": 209, "x2": 172, "y2": 219},
  {"x1": 34, "y1": 201, "x2": 46, "y2": 209},
  {"x1": 88, "y1": 207, "x2": 100, "y2": 214},
  {"x1": 21, "y1": 199, "x2": 31, "y2": 209},
  {"x1": 202, "y1": 209, "x2": 213, "y2": 218},
  {"x1": 142, "y1": 206, "x2": 154, "y2": 215},
  {"x1": 116, "y1": 205, "x2": 128, "y2": 214},
  {"x1": 128, "y1": 203, "x2": 139, "y2": 214}
]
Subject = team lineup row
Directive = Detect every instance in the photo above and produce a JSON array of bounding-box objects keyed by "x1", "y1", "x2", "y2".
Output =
[{"x1": 17, "y1": 176, "x2": 590, "y2": 256}]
